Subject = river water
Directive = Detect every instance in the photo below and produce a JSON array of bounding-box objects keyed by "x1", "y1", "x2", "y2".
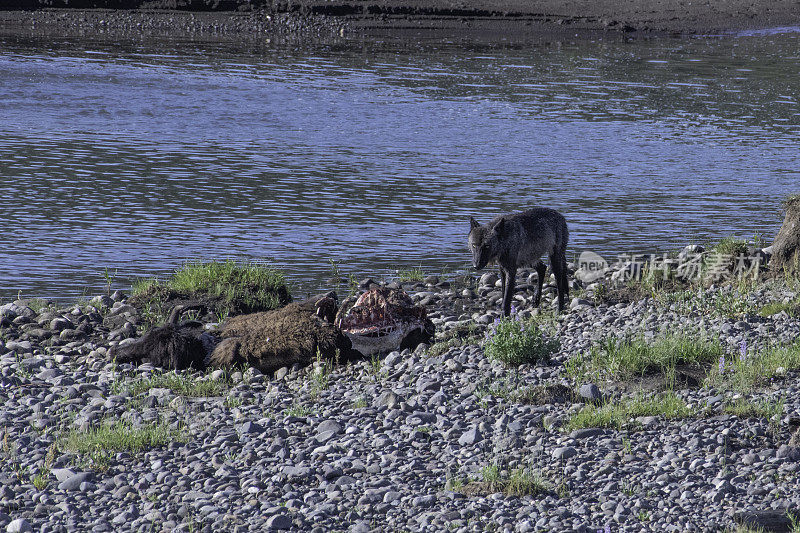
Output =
[{"x1": 0, "y1": 30, "x2": 798, "y2": 301}]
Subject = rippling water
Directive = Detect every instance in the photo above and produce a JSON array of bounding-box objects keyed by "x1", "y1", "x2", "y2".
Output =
[{"x1": 0, "y1": 32, "x2": 798, "y2": 301}]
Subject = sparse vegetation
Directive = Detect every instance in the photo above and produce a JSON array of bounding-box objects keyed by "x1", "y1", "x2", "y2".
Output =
[
  {"x1": 307, "y1": 351, "x2": 333, "y2": 399},
  {"x1": 706, "y1": 339, "x2": 800, "y2": 392},
  {"x1": 479, "y1": 379, "x2": 575, "y2": 405},
  {"x1": 484, "y1": 316, "x2": 559, "y2": 367},
  {"x1": 759, "y1": 300, "x2": 799, "y2": 317},
  {"x1": 451, "y1": 463, "x2": 551, "y2": 498},
  {"x1": 224, "y1": 395, "x2": 244, "y2": 408},
  {"x1": 504, "y1": 468, "x2": 551, "y2": 497},
  {"x1": 130, "y1": 259, "x2": 291, "y2": 325},
  {"x1": 60, "y1": 419, "x2": 187, "y2": 461},
  {"x1": 564, "y1": 392, "x2": 693, "y2": 431},
  {"x1": 284, "y1": 403, "x2": 314, "y2": 418},
  {"x1": 723, "y1": 396, "x2": 784, "y2": 422},
  {"x1": 397, "y1": 266, "x2": 425, "y2": 282},
  {"x1": 115, "y1": 369, "x2": 233, "y2": 398},
  {"x1": 568, "y1": 333, "x2": 723, "y2": 382},
  {"x1": 428, "y1": 322, "x2": 482, "y2": 358},
  {"x1": 32, "y1": 472, "x2": 49, "y2": 490},
  {"x1": 712, "y1": 236, "x2": 749, "y2": 258}
]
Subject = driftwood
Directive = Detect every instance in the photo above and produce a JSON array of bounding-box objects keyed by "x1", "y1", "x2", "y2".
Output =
[{"x1": 770, "y1": 195, "x2": 800, "y2": 275}]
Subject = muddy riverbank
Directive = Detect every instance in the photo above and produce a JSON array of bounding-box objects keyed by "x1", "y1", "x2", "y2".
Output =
[{"x1": 2, "y1": 0, "x2": 800, "y2": 40}]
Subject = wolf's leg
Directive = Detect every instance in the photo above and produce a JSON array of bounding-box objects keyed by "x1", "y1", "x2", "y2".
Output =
[
  {"x1": 550, "y1": 251, "x2": 567, "y2": 312},
  {"x1": 533, "y1": 261, "x2": 546, "y2": 307},
  {"x1": 501, "y1": 266, "x2": 516, "y2": 317}
]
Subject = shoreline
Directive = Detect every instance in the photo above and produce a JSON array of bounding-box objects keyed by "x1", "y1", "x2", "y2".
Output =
[
  {"x1": 1, "y1": 1, "x2": 800, "y2": 41},
  {"x1": 1, "y1": 247, "x2": 800, "y2": 531}
]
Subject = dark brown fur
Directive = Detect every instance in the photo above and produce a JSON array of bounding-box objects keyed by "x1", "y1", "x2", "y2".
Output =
[
  {"x1": 209, "y1": 297, "x2": 361, "y2": 375},
  {"x1": 469, "y1": 207, "x2": 569, "y2": 315},
  {"x1": 109, "y1": 305, "x2": 207, "y2": 370}
]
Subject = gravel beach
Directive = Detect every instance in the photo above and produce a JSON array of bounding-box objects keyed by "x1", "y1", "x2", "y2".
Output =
[{"x1": 2, "y1": 248, "x2": 800, "y2": 532}]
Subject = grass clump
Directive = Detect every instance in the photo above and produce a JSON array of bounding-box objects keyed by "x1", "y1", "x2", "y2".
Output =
[
  {"x1": 569, "y1": 333, "x2": 723, "y2": 382},
  {"x1": 713, "y1": 236, "x2": 749, "y2": 258},
  {"x1": 723, "y1": 396, "x2": 784, "y2": 421},
  {"x1": 118, "y1": 370, "x2": 232, "y2": 398},
  {"x1": 451, "y1": 464, "x2": 551, "y2": 498},
  {"x1": 484, "y1": 316, "x2": 559, "y2": 367},
  {"x1": 284, "y1": 403, "x2": 314, "y2": 418},
  {"x1": 759, "y1": 300, "x2": 799, "y2": 317},
  {"x1": 306, "y1": 350, "x2": 334, "y2": 399},
  {"x1": 707, "y1": 339, "x2": 800, "y2": 392},
  {"x1": 397, "y1": 266, "x2": 425, "y2": 282},
  {"x1": 479, "y1": 378, "x2": 575, "y2": 406},
  {"x1": 60, "y1": 419, "x2": 186, "y2": 457},
  {"x1": 130, "y1": 259, "x2": 291, "y2": 324},
  {"x1": 31, "y1": 472, "x2": 49, "y2": 490},
  {"x1": 428, "y1": 322, "x2": 482, "y2": 358},
  {"x1": 503, "y1": 468, "x2": 551, "y2": 497},
  {"x1": 564, "y1": 391, "x2": 693, "y2": 431}
]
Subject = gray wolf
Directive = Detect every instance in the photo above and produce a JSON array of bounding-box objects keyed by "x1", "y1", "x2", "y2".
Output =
[{"x1": 468, "y1": 207, "x2": 569, "y2": 316}]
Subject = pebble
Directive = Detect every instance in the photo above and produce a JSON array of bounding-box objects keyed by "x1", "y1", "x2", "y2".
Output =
[
  {"x1": 1, "y1": 263, "x2": 799, "y2": 532},
  {"x1": 265, "y1": 514, "x2": 293, "y2": 530},
  {"x1": 578, "y1": 383, "x2": 602, "y2": 402},
  {"x1": 5, "y1": 519, "x2": 32, "y2": 533},
  {"x1": 58, "y1": 472, "x2": 93, "y2": 491}
]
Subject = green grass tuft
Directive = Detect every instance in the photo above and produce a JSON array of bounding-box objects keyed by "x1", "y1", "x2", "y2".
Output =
[
  {"x1": 117, "y1": 370, "x2": 232, "y2": 398},
  {"x1": 759, "y1": 300, "x2": 799, "y2": 317},
  {"x1": 31, "y1": 473, "x2": 49, "y2": 490},
  {"x1": 564, "y1": 391, "x2": 693, "y2": 431},
  {"x1": 723, "y1": 396, "x2": 784, "y2": 421},
  {"x1": 284, "y1": 403, "x2": 314, "y2": 418},
  {"x1": 397, "y1": 266, "x2": 425, "y2": 282},
  {"x1": 503, "y1": 468, "x2": 551, "y2": 497},
  {"x1": 453, "y1": 464, "x2": 551, "y2": 498},
  {"x1": 713, "y1": 236, "x2": 749, "y2": 258},
  {"x1": 484, "y1": 316, "x2": 559, "y2": 367},
  {"x1": 569, "y1": 333, "x2": 723, "y2": 382},
  {"x1": 707, "y1": 340, "x2": 800, "y2": 392},
  {"x1": 130, "y1": 259, "x2": 291, "y2": 324},
  {"x1": 428, "y1": 322, "x2": 482, "y2": 358},
  {"x1": 60, "y1": 419, "x2": 186, "y2": 457}
]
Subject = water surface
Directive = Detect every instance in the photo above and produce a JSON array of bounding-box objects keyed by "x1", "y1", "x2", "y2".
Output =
[{"x1": 0, "y1": 33, "x2": 798, "y2": 301}]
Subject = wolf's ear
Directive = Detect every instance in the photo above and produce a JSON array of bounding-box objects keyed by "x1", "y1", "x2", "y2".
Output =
[
  {"x1": 469, "y1": 216, "x2": 480, "y2": 230},
  {"x1": 496, "y1": 218, "x2": 506, "y2": 234}
]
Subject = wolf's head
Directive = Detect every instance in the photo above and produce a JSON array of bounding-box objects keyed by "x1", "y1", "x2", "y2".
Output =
[{"x1": 468, "y1": 216, "x2": 504, "y2": 270}]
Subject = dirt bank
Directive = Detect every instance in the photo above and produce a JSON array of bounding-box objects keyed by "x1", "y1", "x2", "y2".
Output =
[{"x1": 1, "y1": 0, "x2": 799, "y2": 40}]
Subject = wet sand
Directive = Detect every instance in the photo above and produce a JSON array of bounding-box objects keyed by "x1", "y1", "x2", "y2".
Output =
[{"x1": 1, "y1": 0, "x2": 799, "y2": 40}]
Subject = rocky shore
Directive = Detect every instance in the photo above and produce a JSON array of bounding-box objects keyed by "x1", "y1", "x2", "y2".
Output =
[
  {"x1": 2, "y1": 246, "x2": 800, "y2": 532},
  {"x1": 1, "y1": 0, "x2": 800, "y2": 41}
]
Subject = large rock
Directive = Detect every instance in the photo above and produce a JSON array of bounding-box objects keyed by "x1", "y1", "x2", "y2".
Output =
[
  {"x1": 734, "y1": 508, "x2": 797, "y2": 533},
  {"x1": 771, "y1": 194, "x2": 800, "y2": 275}
]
